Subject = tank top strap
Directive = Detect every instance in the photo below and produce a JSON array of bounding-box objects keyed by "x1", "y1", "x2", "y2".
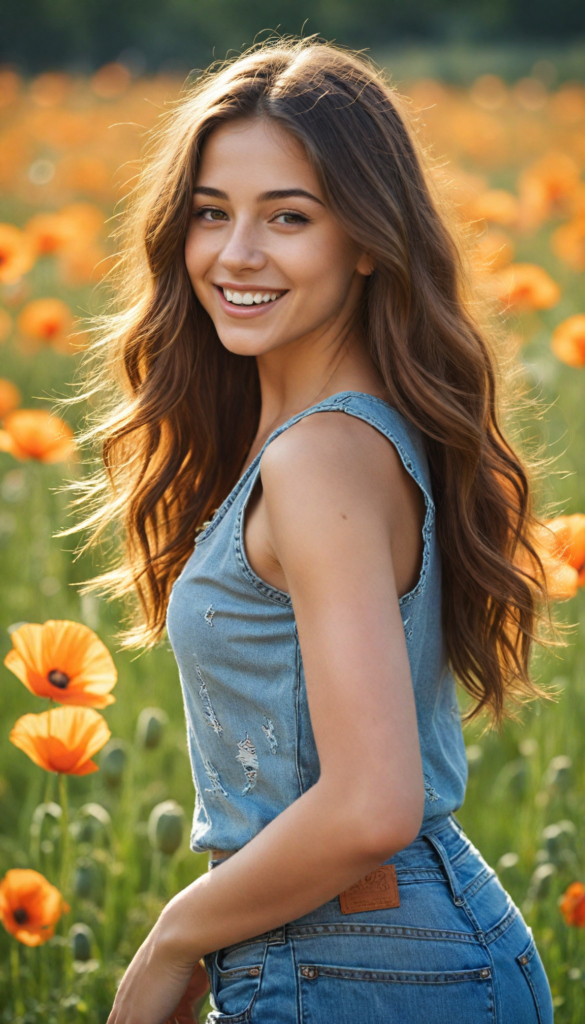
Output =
[{"x1": 256, "y1": 389, "x2": 434, "y2": 515}]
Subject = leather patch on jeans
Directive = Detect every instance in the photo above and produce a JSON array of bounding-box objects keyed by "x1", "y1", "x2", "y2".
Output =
[{"x1": 339, "y1": 865, "x2": 400, "y2": 914}]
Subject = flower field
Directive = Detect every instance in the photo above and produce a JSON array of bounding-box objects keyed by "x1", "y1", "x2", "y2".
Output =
[{"x1": 0, "y1": 60, "x2": 585, "y2": 1022}]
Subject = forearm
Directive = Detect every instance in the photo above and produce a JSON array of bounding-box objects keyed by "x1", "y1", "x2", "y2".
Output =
[{"x1": 162, "y1": 777, "x2": 411, "y2": 959}]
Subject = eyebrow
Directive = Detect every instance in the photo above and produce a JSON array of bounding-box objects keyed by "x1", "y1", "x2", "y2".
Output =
[{"x1": 193, "y1": 186, "x2": 324, "y2": 206}]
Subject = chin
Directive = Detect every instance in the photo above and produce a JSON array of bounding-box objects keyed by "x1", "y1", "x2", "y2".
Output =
[{"x1": 215, "y1": 329, "x2": 286, "y2": 358}]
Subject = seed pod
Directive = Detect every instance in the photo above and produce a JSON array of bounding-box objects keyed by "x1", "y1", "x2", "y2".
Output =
[
  {"x1": 69, "y1": 922, "x2": 94, "y2": 962},
  {"x1": 148, "y1": 800, "x2": 184, "y2": 856},
  {"x1": 73, "y1": 858, "x2": 102, "y2": 901},
  {"x1": 30, "y1": 801, "x2": 62, "y2": 838},
  {"x1": 543, "y1": 755, "x2": 572, "y2": 792},
  {"x1": 75, "y1": 802, "x2": 112, "y2": 842},
  {"x1": 100, "y1": 740, "x2": 128, "y2": 788},
  {"x1": 136, "y1": 707, "x2": 169, "y2": 750}
]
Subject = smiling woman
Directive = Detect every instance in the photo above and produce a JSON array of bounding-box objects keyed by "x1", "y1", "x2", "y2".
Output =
[
  {"x1": 67, "y1": 36, "x2": 553, "y2": 1024},
  {"x1": 185, "y1": 118, "x2": 373, "y2": 344}
]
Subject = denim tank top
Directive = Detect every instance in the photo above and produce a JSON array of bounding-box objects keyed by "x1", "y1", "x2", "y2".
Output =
[{"x1": 166, "y1": 391, "x2": 468, "y2": 854}]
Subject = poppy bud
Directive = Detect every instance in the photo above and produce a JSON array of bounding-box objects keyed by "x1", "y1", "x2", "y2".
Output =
[
  {"x1": 136, "y1": 707, "x2": 168, "y2": 750},
  {"x1": 69, "y1": 922, "x2": 93, "y2": 961},
  {"x1": 75, "y1": 802, "x2": 112, "y2": 842},
  {"x1": 100, "y1": 740, "x2": 128, "y2": 788},
  {"x1": 148, "y1": 800, "x2": 184, "y2": 856},
  {"x1": 543, "y1": 755, "x2": 572, "y2": 792},
  {"x1": 30, "y1": 801, "x2": 62, "y2": 838},
  {"x1": 73, "y1": 859, "x2": 102, "y2": 901}
]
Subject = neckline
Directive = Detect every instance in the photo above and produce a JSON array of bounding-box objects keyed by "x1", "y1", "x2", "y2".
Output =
[{"x1": 195, "y1": 390, "x2": 396, "y2": 545}]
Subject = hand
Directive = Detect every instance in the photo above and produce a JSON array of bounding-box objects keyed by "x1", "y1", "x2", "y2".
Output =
[{"x1": 106, "y1": 914, "x2": 207, "y2": 1024}]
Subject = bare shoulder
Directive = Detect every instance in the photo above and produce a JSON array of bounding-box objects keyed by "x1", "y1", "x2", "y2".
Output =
[{"x1": 259, "y1": 409, "x2": 419, "y2": 535}]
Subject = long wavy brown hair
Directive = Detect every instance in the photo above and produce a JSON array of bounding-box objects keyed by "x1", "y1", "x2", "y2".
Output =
[{"x1": 68, "y1": 37, "x2": 550, "y2": 724}]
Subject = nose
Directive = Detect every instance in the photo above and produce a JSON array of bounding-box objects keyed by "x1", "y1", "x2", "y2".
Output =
[{"x1": 218, "y1": 218, "x2": 266, "y2": 275}]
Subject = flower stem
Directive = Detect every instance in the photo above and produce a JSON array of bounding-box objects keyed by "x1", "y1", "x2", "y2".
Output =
[
  {"x1": 10, "y1": 942, "x2": 25, "y2": 1016},
  {"x1": 58, "y1": 772, "x2": 69, "y2": 897}
]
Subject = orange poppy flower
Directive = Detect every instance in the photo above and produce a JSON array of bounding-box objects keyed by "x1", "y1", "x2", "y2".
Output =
[
  {"x1": 0, "y1": 224, "x2": 36, "y2": 284},
  {"x1": 0, "y1": 409, "x2": 76, "y2": 462},
  {"x1": 10, "y1": 705, "x2": 111, "y2": 775},
  {"x1": 560, "y1": 881, "x2": 585, "y2": 927},
  {"x1": 59, "y1": 202, "x2": 104, "y2": 241},
  {"x1": 551, "y1": 217, "x2": 585, "y2": 273},
  {"x1": 472, "y1": 229, "x2": 514, "y2": 274},
  {"x1": 491, "y1": 263, "x2": 560, "y2": 312},
  {"x1": 17, "y1": 298, "x2": 73, "y2": 346},
  {"x1": 545, "y1": 514, "x2": 585, "y2": 583},
  {"x1": 4, "y1": 619, "x2": 117, "y2": 707},
  {"x1": 0, "y1": 378, "x2": 21, "y2": 418},
  {"x1": 518, "y1": 152, "x2": 581, "y2": 226},
  {"x1": 526, "y1": 515, "x2": 585, "y2": 600},
  {"x1": 0, "y1": 869, "x2": 69, "y2": 946},
  {"x1": 24, "y1": 212, "x2": 78, "y2": 256},
  {"x1": 468, "y1": 189, "x2": 519, "y2": 227},
  {"x1": 551, "y1": 315, "x2": 585, "y2": 368}
]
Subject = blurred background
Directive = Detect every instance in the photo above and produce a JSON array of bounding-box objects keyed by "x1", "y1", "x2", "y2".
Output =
[{"x1": 1, "y1": 2, "x2": 585, "y2": 1023}]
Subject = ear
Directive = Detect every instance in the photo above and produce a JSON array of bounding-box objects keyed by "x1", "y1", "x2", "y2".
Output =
[{"x1": 356, "y1": 252, "x2": 375, "y2": 276}]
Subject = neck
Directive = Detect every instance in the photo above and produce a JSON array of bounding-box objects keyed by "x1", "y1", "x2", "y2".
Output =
[{"x1": 253, "y1": 322, "x2": 386, "y2": 446}]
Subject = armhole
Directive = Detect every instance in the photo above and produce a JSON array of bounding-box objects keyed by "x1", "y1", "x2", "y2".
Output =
[{"x1": 234, "y1": 401, "x2": 435, "y2": 609}]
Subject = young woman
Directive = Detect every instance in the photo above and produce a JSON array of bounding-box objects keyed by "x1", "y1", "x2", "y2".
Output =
[{"x1": 88, "y1": 38, "x2": 554, "y2": 1024}]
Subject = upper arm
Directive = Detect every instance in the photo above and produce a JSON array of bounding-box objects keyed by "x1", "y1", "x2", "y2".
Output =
[{"x1": 259, "y1": 412, "x2": 425, "y2": 847}]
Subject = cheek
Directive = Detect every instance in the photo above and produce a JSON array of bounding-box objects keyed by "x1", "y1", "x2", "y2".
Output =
[
  {"x1": 284, "y1": 230, "x2": 360, "y2": 305},
  {"x1": 184, "y1": 226, "x2": 213, "y2": 285}
]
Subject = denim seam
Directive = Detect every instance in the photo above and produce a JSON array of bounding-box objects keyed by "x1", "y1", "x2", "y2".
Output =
[
  {"x1": 334, "y1": 401, "x2": 434, "y2": 608},
  {"x1": 463, "y1": 867, "x2": 495, "y2": 899},
  {"x1": 194, "y1": 459, "x2": 261, "y2": 546},
  {"x1": 484, "y1": 905, "x2": 519, "y2": 945},
  {"x1": 234, "y1": 500, "x2": 293, "y2": 606},
  {"x1": 197, "y1": 391, "x2": 434, "y2": 613},
  {"x1": 296, "y1": 963, "x2": 493, "y2": 984},
  {"x1": 286, "y1": 923, "x2": 482, "y2": 943},
  {"x1": 293, "y1": 625, "x2": 306, "y2": 796}
]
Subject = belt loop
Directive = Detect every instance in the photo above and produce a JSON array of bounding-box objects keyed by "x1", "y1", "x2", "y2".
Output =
[{"x1": 424, "y1": 828, "x2": 465, "y2": 906}]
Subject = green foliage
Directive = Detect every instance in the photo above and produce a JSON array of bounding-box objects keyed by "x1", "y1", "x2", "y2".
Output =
[{"x1": 2, "y1": 0, "x2": 585, "y2": 74}]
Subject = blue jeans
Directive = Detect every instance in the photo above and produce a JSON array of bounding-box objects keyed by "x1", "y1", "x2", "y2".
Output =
[{"x1": 203, "y1": 815, "x2": 553, "y2": 1023}]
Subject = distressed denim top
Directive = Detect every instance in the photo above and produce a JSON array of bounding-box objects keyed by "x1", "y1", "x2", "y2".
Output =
[{"x1": 166, "y1": 391, "x2": 468, "y2": 854}]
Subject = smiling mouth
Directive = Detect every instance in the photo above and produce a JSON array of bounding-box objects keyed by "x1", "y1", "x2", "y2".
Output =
[{"x1": 216, "y1": 286, "x2": 287, "y2": 306}]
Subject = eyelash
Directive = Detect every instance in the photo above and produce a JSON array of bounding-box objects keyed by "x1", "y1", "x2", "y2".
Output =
[{"x1": 194, "y1": 206, "x2": 310, "y2": 225}]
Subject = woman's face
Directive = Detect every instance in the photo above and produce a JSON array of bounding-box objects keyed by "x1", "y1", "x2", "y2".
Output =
[{"x1": 185, "y1": 117, "x2": 373, "y2": 358}]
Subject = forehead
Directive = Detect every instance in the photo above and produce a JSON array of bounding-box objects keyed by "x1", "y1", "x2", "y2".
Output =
[{"x1": 195, "y1": 118, "x2": 321, "y2": 193}]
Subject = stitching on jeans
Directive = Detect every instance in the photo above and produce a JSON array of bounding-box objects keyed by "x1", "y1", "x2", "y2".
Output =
[
  {"x1": 287, "y1": 922, "x2": 482, "y2": 943},
  {"x1": 297, "y1": 963, "x2": 493, "y2": 984},
  {"x1": 484, "y1": 904, "x2": 519, "y2": 945}
]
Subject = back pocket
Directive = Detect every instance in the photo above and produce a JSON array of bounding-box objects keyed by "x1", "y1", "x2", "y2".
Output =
[
  {"x1": 298, "y1": 962, "x2": 495, "y2": 1024},
  {"x1": 516, "y1": 937, "x2": 554, "y2": 1024},
  {"x1": 207, "y1": 937, "x2": 267, "y2": 1022}
]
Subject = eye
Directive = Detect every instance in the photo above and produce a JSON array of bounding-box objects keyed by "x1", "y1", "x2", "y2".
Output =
[
  {"x1": 194, "y1": 206, "x2": 229, "y2": 221},
  {"x1": 273, "y1": 211, "x2": 310, "y2": 225}
]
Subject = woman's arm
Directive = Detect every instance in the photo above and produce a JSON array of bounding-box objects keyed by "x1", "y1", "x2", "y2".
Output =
[{"x1": 107, "y1": 412, "x2": 425, "y2": 1023}]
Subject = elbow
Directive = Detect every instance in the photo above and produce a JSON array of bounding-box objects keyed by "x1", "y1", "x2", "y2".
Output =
[{"x1": 354, "y1": 789, "x2": 425, "y2": 861}]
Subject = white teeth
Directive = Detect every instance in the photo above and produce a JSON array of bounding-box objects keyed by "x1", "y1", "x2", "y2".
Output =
[{"x1": 221, "y1": 287, "x2": 283, "y2": 306}]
